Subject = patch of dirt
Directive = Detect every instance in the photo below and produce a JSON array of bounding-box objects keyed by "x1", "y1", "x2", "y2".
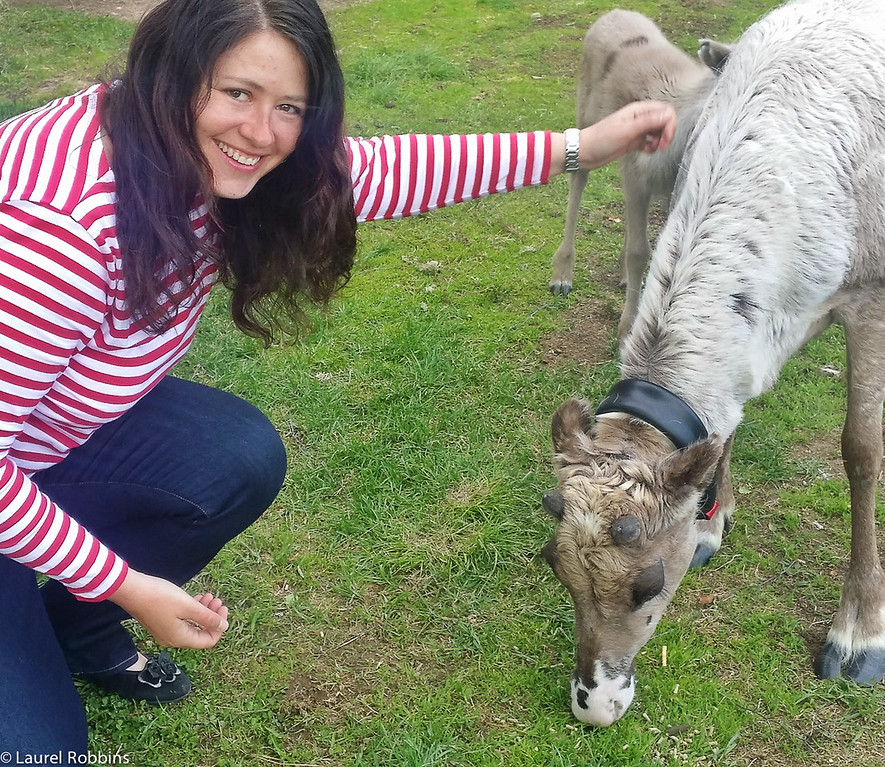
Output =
[
  {"x1": 539, "y1": 201, "x2": 670, "y2": 370},
  {"x1": 6, "y1": 0, "x2": 360, "y2": 22},
  {"x1": 5, "y1": 0, "x2": 155, "y2": 19},
  {"x1": 277, "y1": 625, "x2": 386, "y2": 746},
  {"x1": 540, "y1": 296, "x2": 620, "y2": 369},
  {"x1": 789, "y1": 430, "x2": 844, "y2": 481}
]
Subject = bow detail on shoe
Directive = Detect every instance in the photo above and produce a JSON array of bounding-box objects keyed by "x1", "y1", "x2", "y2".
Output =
[{"x1": 137, "y1": 651, "x2": 182, "y2": 689}]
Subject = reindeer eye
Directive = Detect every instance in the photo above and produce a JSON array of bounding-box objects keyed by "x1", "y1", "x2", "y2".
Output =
[{"x1": 631, "y1": 559, "x2": 665, "y2": 609}]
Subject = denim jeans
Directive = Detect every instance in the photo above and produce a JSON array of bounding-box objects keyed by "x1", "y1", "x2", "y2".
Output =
[{"x1": 0, "y1": 375, "x2": 287, "y2": 753}]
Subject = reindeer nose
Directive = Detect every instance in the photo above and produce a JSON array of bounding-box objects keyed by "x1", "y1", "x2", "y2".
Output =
[{"x1": 570, "y1": 668, "x2": 635, "y2": 726}]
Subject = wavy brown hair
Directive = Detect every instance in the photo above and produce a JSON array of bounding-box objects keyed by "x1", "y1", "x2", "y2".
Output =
[{"x1": 100, "y1": 0, "x2": 356, "y2": 343}]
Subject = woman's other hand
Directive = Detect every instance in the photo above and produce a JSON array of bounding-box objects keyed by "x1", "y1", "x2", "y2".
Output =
[{"x1": 108, "y1": 568, "x2": 230, "y2": 649}]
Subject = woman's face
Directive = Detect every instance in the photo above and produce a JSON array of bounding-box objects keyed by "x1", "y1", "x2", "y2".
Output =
[{"x1": 196, "y1": 29, "x2": 309, "y2": 199}]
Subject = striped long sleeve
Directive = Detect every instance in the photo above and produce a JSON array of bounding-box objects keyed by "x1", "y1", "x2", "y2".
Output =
[
  {"x1": 348, "y1": 131, "x2": 552, "y2": 222},
  {"x1": 0, "y1": 200, "x2": 129, "y2": 601},
  {"x1": 0, "y1": 199, "x2": 213, "y2": 601}
]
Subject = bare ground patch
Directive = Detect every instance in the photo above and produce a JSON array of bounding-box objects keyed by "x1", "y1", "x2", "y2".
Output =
[{"x1": 540, "y1": 296, "x2": 620, "y2": 369}]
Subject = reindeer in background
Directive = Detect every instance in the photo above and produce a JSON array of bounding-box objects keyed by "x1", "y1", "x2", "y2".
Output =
[{"x1": 550, "y1": 9, "x2": 731, "y2": 338}]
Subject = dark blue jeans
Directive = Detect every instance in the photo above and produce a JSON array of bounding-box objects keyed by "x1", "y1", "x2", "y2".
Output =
[{"x1": 0, "y1": 376, "x2": 287, "y2": 753}]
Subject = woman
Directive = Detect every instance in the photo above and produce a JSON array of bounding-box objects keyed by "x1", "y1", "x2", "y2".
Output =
[{"x1": 0, "y1": 0, "x2": 675, "y2": 753}]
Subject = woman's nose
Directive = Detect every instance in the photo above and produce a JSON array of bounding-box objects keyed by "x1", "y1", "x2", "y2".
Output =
[{"x1": 240, "y1": 108, "x2": 274, "y2": 147}]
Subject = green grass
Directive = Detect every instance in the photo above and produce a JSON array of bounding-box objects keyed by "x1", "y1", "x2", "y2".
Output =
[
  {"x1": 0, "y1": 3, "x2": 132, "y2": 112},
  {"x1": 6, "y1": 0, "x2": 885, "y2": 765}
]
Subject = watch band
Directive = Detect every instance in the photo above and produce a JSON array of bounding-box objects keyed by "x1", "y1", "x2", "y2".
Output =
[{"x1": 563, "y1": 128, "x2": 581, "y2": 173}]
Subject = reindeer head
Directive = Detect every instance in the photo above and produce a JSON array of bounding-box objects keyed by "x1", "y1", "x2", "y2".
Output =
[{"x1": 543, "y1": 397, "x2": 723, "y2": 726}]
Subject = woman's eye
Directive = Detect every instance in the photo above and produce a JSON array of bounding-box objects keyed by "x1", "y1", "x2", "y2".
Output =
[
  {"x1": 227, "y1": 89, "x2": 248, "y2": 101},
  {"x1": 280, "y1": 103, "x2": 305, "y2": 117}
]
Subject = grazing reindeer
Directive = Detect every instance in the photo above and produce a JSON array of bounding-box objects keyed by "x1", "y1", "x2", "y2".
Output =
[
  {"x1": 542, "y1": 0, "x2": 885, "y2": 727},
  {"x1": 549, "y1": 9, "x2": 732, "y2": 338}
]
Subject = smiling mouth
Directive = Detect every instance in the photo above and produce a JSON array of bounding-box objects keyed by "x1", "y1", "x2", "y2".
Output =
[{"x1": 216, "y1": 140, "x2": 260, "y2": 167}]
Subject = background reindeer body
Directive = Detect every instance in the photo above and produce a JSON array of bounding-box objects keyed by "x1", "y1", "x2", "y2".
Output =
[
  {"x1": 549, "y1": 9, "x2": 731, "y2": 338},
  {"x1": 546, "y1": 0, "x2": 885, "y2": 727}
]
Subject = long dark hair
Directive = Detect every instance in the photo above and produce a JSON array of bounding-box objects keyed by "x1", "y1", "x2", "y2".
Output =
[{"x1": 101, "y1": 0, "x2": 356, "y2": 343}]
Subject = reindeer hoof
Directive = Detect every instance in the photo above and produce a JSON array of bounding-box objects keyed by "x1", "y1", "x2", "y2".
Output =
[
  {"x1": 689, "y1": 542, "x2": 717, "y2": 569},
  {"x1": 815, "y1": 642, "x2": 885, "y2": 684},
  {"x1": 844, "y1": 649, "x2": 885, "y2": 686},
  {"x1": 814, "y1": 642, "x2": 844, "y2": 679},
  {"x1": 550, "y1": 281, "x2": 572, "y2": 297}
]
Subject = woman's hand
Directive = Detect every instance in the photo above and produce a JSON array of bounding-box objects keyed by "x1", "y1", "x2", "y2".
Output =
[
  {"x1": 574, "y1": 100, "x2": 678, "y2": 171},
  {"x1": 108, "y1": 568, "x2": 229, "y2": 649}
]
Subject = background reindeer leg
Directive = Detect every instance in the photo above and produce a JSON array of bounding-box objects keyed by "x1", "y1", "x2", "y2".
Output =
[
  {"x1": 616, "y1": 161, "x2": 652, "y2": 338},
  {"x1": 816, "y1": 297, "x2": 885, "y2": 684},
  {"x1": 550, "y1": 167, "x2": 589, "y2": 297}
]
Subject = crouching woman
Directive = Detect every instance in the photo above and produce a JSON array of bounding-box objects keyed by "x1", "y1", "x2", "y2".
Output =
[{"x1": 0, "y1": 0, "x2": 675, "y2": 755}]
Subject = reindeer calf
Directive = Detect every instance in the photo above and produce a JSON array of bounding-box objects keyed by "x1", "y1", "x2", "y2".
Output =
[
  {"x1": 544, "y1": 0, "x2": 885, "y2": 727},
  {"x1": 550, "y1": 9, "x2": 730, "y2": 338}
]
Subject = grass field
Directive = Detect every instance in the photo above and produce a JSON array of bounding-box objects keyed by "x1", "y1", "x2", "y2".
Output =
[{"x1": 2, "y1": 0, "x2": 885, "y2": 765}]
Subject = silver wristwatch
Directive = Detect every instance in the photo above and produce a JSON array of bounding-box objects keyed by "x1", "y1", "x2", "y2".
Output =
[{"x1": 563, "y1": 128, "x2": 581, "y2": 173}]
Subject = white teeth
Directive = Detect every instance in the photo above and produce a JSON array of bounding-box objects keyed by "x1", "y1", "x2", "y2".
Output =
[{"x1": 216, "y1": 141, "x2": 260, "y2": 167}]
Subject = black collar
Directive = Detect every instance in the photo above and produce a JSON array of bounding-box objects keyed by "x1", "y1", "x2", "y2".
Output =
[{"x1": 595, "y1": 379, "x2": 718, "y2": 520}]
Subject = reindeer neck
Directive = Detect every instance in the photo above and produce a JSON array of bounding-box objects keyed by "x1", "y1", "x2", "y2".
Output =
[
  {"x1": 616, "y1": 227, "x2": 830, "y2": 441},
  {"x1": 619, "y1": 312, "x2": 750, "y2": 441},
  {"x1": 619, "y1": 18, "x2": 858, "y2": 439}
]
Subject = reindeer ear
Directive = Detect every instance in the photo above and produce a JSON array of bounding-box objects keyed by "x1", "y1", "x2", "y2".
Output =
[
  {"x1": 551, "y1": 398, "x2": 595, "y2": 454},
  {"x1": 658, "y1": 436, "x2": 723, "y2": 499},
  {"x1": 655, "y1": 436, "x2": 724, "y2": 527},
  {"x1": 541, "y1": 537, "x2": 558, "y2": 570},
  {"x1": 697, "y1": 39, "x2": 733, "y2": 73}
]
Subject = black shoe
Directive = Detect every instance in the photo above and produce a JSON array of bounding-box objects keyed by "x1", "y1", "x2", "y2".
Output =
[{"x1": 80, "y1": 652, "x2": 191, "y2": 704}]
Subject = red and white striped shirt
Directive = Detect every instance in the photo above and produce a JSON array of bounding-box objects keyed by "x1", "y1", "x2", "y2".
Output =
[{"x1": 0, "y1": 85, "x2": 552, "y2": 601}]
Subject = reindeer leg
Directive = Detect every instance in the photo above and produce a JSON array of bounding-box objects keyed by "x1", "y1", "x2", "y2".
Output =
[
  {"x1": 617, "y1": 168, "x2": 652, "y2": 339},
  {"x1": 550, "y1": 168, "x2": 589, "y2": 297},
  {"x1": 815, "y1": 302, "x2": 885, "y2": 685},
  {"x1": 691, "y1": 434, "x2": 736, "y2": 568}
]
